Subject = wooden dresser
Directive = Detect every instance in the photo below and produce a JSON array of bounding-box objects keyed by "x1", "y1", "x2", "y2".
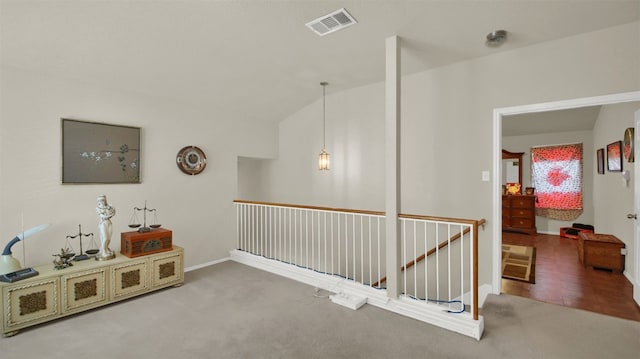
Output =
[{"x1": 502, "y1": 195, "x2": 537, "y2": 234}]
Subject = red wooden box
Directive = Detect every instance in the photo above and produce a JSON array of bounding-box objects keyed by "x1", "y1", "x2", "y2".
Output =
[{"x1": 121, "y1": 228, "x2": 173, "y2": 258}]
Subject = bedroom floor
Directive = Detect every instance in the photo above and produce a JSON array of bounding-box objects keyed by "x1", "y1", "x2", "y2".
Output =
[{"x1": 501, "y1": 231, "x2": 640, "y2": 321}]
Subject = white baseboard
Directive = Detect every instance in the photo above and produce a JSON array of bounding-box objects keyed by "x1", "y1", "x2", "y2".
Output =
[
  {"x1": 230, "y1": 249, "x2": 484, "y2": 340},
  {"x1": 185, "y1": 257, "x2": 230, "y2": 272}
]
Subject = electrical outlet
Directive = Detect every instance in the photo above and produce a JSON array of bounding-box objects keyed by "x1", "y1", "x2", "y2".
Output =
[
  {"x1": 482, "y1": 171, "x2": 490, "y2": 181},
  {"x1": 621, "y1": 248, "x2": 627, "y2": 255}
]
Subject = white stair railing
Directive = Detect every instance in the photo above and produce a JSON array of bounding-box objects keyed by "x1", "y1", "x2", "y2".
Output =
[
  {"x1": 399, "y1": 215, "x2": 480, "y2": 315},
  {"x1": 235, "y1": 200, "x2": 386, "y2": 288},
  {"x1": 233, "y1": 200, "x2": 485, "y2": 339}
]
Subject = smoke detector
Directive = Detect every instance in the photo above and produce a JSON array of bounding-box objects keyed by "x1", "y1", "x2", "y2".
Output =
[
  {"x1": 306, "y1": 8, "x2": 357, "y2": 36},
  {"x1": 486, "y1": 30, "x2": 507, "y2": 47}
]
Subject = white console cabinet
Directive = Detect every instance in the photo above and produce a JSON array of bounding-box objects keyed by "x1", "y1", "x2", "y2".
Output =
[{"x1": 1, "y1": 246, "x2": 183, "y2": 336}]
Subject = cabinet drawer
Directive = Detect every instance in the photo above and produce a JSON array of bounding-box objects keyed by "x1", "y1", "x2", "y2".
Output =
[
  {"x1": 62, "y1": 268, "x2": 107, "y2": 313},
  {"x1": 502, "y1": 197, "x2": 511, "y2": 207},
  {"x1": 511, "y1": 218, "x2": 534, "y2": 228},
  {"x1": 3, "y1": 278, "x2": 59, "y2": 329},
  {"x1": 511, "y1": 198, "x2": 534, "y2": 208},
  {"x1": 511, "y1": 208, "x2": 533, "y2": 218},
  {"x1": 111, "y1": 259, "x2": 149, "y2": 299}
]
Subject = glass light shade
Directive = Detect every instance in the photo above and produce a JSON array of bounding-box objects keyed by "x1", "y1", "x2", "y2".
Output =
[{"x1": 318, "y1": 149, "x2": 330, "y2": 170}]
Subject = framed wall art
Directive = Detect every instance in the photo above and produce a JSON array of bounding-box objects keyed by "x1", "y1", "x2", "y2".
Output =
[
  {"x1": 62, "y1": 119, "x2": 141, "y2": 184},
  {"x1": 606, "y1": 140, "x2": 623, "y2": 173},
  {"x1": 596, "y1": 148, "x2": 605, "y2": 174}
]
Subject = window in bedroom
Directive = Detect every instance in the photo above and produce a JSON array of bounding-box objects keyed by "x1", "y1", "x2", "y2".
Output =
[{"x1": 530, "y1": 143, "x2": 583, "y2": 221}]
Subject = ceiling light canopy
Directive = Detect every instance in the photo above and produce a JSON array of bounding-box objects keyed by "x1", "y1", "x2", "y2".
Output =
[{"x1": 306, "y1": 8, "x2": 357, "y2": 36}]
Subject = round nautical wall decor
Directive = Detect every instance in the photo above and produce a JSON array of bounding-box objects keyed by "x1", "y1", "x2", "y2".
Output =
[{"x1": 176, "y1": 146, "x2": 207, "y2": 175}]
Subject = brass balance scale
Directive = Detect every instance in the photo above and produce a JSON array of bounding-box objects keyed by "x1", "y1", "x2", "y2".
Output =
[
  {"x1": 56, "y1": 224, "x2": 99, "y2": 269},
  {"x1": 128, "y1": 201, "x2": 161, "y2": 233}
]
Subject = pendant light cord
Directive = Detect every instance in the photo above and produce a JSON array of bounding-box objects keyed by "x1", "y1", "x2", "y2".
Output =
[{"x1": 322, "y1": 82, "x2": 326, "y2": 149}]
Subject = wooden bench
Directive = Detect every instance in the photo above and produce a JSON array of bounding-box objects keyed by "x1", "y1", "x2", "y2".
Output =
[{"x1": 577, "y1": 232, "x2": 625, "y2": 272}]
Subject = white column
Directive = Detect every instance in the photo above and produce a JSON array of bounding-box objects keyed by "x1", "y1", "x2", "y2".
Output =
[{"x1": 385, "y1": 35, "x2": 401, "y2": 298}]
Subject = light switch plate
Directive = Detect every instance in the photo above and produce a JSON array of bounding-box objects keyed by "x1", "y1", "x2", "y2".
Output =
[{"x1": 482, "y1": 171, "x2": 490, "y2": 181}]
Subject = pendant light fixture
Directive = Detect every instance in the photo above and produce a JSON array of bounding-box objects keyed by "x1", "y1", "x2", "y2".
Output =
[{"x1": 318, "y1": 82, "x2": 330, "y2": 171}]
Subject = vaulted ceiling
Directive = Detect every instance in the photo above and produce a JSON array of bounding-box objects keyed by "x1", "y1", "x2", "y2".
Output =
[{"x1": 2, "y1": 1, "x2": 639, "y2": 124}]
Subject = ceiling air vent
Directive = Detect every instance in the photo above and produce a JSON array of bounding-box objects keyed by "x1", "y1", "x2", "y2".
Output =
[{"x1": 306, "y1": 8, "x2": 357, "y2": 36}]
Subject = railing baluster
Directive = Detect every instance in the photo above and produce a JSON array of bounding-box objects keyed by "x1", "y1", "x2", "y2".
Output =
[
  {"x1": 331, "y1": 212, "x2": 334, "y2": 275},
  {"x1": 413, "y1": 221, "x2": 417, "y2": 299},
  {"x1": 435, "y1": 223, "x2": 439, "y2": 301},
  {"x1": 377, "y1": 217, "x2": 380, "y2": 289},
  {"x1": 352, "y1": 215, "x2": 356, "y2": 282},
  {"x1": 424, "y1": 221, "x2": 428, "y2": 301},
  {"x1": 447, "y1": 224, "x2": 452, "y2": 308},
  {"x1": 460, "y1": 224, "x2": 465, "y2": 312},
  {"x1": 402, "y1": 219, "x2": 406, "y2": 296}
]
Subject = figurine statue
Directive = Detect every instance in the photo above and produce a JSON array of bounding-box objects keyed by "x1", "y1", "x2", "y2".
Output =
[
  {"x1": 53, "y1": 248, "x2": 74, "y2": 270},
  {"x1": 96, "y1": 195, "x2": 116, "y2": 261}
]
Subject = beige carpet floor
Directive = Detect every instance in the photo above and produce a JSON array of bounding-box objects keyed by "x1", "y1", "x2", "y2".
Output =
[{"x1": 1, "y1": 260, "x2": 639, "y2": 358}]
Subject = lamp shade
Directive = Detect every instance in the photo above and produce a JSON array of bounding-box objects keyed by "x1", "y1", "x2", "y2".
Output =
[{"x1": 318, "y1": 149, "x2": 330, "y2": 170}]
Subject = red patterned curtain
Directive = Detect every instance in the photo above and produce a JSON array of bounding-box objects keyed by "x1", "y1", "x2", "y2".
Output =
[{"x1": 530, "y1": 143, "x2": 583, "y2": 220}]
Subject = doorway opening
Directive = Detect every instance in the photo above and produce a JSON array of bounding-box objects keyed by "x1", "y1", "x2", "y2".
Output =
[{"x1": 492, "y1": 91, "x2": 640, "y2": 317}]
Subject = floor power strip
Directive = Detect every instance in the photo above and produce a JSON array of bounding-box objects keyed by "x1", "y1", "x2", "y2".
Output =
[{"x1": 329, "y1": 292, "x2": 367, "y2": 310}]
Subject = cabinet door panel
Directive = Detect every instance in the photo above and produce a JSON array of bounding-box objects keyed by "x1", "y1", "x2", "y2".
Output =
[
  {"x1": 111, "y1": 260, "x2": 149, "y2": 299},
  {"x1": 151, "y1": 252, "x2": 183, "y2": 288},
  {"x1": 62, "y1": 268, "x2": 107, "y2": 313},
  {"x1": 4, "y1": 278, "x2": 59, "y2": 329}
]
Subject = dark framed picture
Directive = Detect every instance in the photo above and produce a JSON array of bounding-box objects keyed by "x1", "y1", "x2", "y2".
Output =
[
  {"x1": 62, "y1": 119, "x2": 141, "y2": 184},
  {"x1": 606, "y1": 141, "x2": 623, "y2": 173},
  {"x1": 597, "y1": 148, "x2": 605, "y2": 174}
]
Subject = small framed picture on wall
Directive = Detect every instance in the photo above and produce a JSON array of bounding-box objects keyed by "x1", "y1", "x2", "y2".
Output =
[
  {"x1": 596, "y1": 148, "x2": 605, "y2": 174},
  {"x1": 606, "y1": 141, "x2": 623, "y2": 173}
]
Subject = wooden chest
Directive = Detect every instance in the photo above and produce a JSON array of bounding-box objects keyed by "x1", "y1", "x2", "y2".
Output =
[
  {"x1": 121, "y1": 228, "x2": 173, "y2": 258},
  {"x1": 577, "y1": 232, "x2": 625, "y2": 272}
]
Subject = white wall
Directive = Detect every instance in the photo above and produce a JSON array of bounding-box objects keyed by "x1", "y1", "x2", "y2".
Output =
[
  {"x1": 502, "y1": 130, "x2": 594, "y2": 234},
  {"x1": 593, "y1": 102, "x2": 640, "y2": 274},
  {"x1": 246, "y1": 21, "x2": 640, "y2": 288},
  {"x1": 0, "y1": 66, "x2": 278, "y2": 268}
]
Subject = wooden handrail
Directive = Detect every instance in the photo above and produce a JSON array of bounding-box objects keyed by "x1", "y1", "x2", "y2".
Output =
[
  {"x1": 399, "y1": 213, "x2": 482, "y2": 226},
  {"x1": 372, "y1": 218, "x2": 486, "y2": 287},
  {"x1": 233, "y1": 200, "x2": 385, "y2": 216}
]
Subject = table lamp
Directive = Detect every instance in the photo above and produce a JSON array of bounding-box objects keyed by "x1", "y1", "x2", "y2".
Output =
[{"x1": 0, "y1": 223, "x2": 50, "y2": 275}]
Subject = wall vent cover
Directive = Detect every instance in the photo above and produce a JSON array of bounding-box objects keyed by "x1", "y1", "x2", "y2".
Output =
[{"x1": 306, "y1": 8, "x2": 357, "y2": 36}]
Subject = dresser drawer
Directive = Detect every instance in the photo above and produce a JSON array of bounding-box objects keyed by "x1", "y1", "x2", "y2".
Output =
[
  {"x1": 511, "y1": 208, "x2": 533, "y2": 218},
  {"x1": 511, "y1": 218, "x2": 534, "y2": 228},
  {"x1": 511, "y1": 197, "x2": 535, "y2": 208}
]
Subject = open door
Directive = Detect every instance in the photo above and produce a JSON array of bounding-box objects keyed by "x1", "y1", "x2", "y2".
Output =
[{"x1": 634, "y1": 109, "x2": 640, "y2": 305}]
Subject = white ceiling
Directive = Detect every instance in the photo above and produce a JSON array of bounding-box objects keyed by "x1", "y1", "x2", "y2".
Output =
[{"x1": 2, "y1": 1, "x2": 639, "y2": 124}]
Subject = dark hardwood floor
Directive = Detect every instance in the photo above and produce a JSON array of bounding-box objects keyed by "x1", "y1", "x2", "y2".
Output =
[{"x1": 502, "y1": 231, "x2": 640, "y2": 321}]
